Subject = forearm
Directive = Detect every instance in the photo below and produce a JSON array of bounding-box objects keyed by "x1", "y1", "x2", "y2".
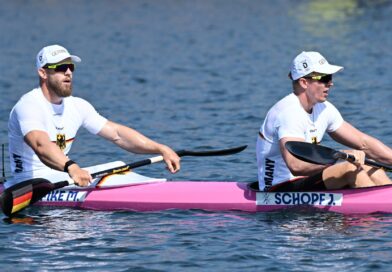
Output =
[
  {"x1": 287, "y1": 158, "x2": 327, "y2": 176},
  {"x1": 331, "y1": 122, "x2": 392, "y2": 164},
  {"x1": 360, "y1": 136, "x2": 392, "y2": 164},
  {"x1": 99, "y1": 121, "x2": 166, "y2": 154},
  {"x1": 117, "y1": 127, "x2": 165, "y2": 154},
  {"x1": 99, "y1": 120, "x2": 180, "y2": 173}
]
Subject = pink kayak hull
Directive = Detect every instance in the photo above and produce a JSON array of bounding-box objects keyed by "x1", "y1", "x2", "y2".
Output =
[{"x1": 25, "y1": 181, "x2": 392, "y2": 214}]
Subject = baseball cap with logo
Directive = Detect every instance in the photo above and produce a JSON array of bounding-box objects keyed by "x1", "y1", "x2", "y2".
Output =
[
  {"x1": 290, "y1": 51, "x2": 343, "y2": 80},
  {"x1": 36, "y1": 44, "x2": 81, "y2": 69}
]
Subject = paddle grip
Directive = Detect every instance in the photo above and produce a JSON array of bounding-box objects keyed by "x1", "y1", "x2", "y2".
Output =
[
  {"x1": 334, "y1": 151, "x2": 355, "y2": 163},
  {"x1": 344, "y1": 152, "x2": 355, "y2": 163}
]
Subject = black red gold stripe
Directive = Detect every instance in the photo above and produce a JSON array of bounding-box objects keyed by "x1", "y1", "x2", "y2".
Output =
[
  {"x1": 96, "y1": 170, "x2": 131, "y2": 187},
  {"x1": 9, "y1": 184, "x2": 34, "y2": 214}
]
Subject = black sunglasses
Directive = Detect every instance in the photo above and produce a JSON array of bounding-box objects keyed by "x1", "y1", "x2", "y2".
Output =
[
  {"x1": 303, "y1": 74, "x2": 332, "y2": 84},
  {"x1": 45, "y1": 63, "x2": 75, "y2": 73}
]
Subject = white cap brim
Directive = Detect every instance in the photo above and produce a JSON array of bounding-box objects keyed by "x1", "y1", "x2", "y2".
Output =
[
  {"x1": 70, "y1": 55, "x2": 81, "y2": 63},
  {"x1": 313, "y1": 64, "x2": 343, "y2": 75}
]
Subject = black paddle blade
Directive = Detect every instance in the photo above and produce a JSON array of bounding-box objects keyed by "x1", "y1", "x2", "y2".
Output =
[
  {"x1": 1, "y1": 182, "x2": 33, "y2": 217},
  {"x1": 177, "y1": 145, "x2": 247, "y2": 157},
  {"x1": 1, "y1": 178, "x2": 55, "y2": 217},
  {"x1": 285, "y1": 141, "x2": 341, "y2": 165}
]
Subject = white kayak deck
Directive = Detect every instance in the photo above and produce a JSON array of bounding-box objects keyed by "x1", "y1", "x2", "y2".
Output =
[{"x1": 5, "y1": 161, "x2": 166, "y2": 190}]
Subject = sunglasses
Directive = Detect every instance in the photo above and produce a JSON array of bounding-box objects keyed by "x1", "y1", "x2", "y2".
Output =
[
  {"x1": 45, "y1": 63, "x2": 75, "y2": 73},
  {"x1": 304, "y1": 74, "x2": 332, "y2": 84}
]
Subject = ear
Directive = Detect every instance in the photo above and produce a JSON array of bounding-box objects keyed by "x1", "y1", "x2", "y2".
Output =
[
  {"x1": 297, "y1": 78, "x2": 308, "y2": 89},
  {"x1": 37, "y1": 68, "x2": 48, "y2": 80}
]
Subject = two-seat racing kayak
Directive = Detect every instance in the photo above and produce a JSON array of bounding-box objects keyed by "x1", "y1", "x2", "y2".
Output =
[
  {"x1": 2, "y1": 142, "x2": 392, "y2": 215},
  {"x1": 2, "y1": 161, "x2": 392, "y2": 215}
]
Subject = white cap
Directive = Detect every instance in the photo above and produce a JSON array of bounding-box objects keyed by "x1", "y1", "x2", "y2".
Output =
[
  {"x1": 36, "y1": 44, "x2": 81, "y2": 69},
  {"x1": 290, "y1": 51, "x2": 343, "y2": 80}
]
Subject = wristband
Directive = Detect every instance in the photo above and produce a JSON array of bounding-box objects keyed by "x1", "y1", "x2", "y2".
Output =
[{"x1": 64, "y1": 160, "x2": 76, "y2": 173}]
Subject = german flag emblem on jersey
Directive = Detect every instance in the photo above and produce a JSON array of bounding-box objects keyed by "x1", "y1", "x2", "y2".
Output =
[{"x1": 56, "y1": 133, "x2": 66, "y2": 150}]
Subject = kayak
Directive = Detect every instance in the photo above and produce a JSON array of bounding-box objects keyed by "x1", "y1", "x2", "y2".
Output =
[
  {"x1": 3, "y1": 177, "x2": 392, "y2": 214},
  {"x1": 2, "y1": 161, "x2": 392, "y2": 214},
  {"x1": 2, "y1": 178, "x2": 392, "y2": 214}
]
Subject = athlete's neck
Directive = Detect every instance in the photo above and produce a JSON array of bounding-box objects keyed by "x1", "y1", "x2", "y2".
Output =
[
  {"x1": 40, "y1": 85, "x2": 63, "y2": 105},
  {"x1": 295, "y1": 92, "x2": 314, "y2": 114}
]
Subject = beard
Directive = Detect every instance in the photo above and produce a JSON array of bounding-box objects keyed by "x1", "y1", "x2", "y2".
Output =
[{"x1": 47, "y1": 76, "x2": 73, "y2": 98}]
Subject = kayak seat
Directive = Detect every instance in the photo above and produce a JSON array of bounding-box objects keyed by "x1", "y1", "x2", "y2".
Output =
[{"x1": 248, "y1": 181, "x2": 261, "y2": 192}]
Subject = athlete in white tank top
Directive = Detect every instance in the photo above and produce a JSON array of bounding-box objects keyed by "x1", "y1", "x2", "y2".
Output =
[
  {"x1": 5, "y1": 44, "x2": 181, "y2": 189},
  {"x1": 256, "y1": 93, "x2": 343, "y2": 190},
  {"x1": 256, "y1": 51, "x2": 392, "y2": 191}
]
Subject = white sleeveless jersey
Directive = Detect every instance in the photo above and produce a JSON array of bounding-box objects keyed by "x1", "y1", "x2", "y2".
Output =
[
  {"x1": 256, "y1": 93, "x2": 344, "y2": 191},
  {"x1": 7, "y1": 88, "x2": 107, "y2": 184}
]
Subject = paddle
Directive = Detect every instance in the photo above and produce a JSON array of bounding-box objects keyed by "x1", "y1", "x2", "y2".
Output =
[
  {"x1": 1, "y1": 145, "x2": 247, "y2": 216},
  {"x1": 285, "y1": 141, "x2": 392, "y2": 172}
]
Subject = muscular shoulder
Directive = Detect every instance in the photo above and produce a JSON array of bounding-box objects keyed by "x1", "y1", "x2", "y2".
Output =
[
  {"x1": 261, "y1": 94, "x2": 303, "y2": 131},
  {"x1": 272, "y1": 94, "x2": 302, "y2": 120},
  {"x1": 314, "y1": 100, "x2": 341, "y2": 116},
  {"x1": 66, "y1": 96, "x2": 106, "y2": 123},
  {"x1": 323, "y1": 100, "x2": 339, "y2": 111},
  {"x1": 65, "y1": 96, "x2": 97, "y2": 113},
  {"x1": 67, "y1": 96, "x2": 92, "y2": 107},
  {"x1": 11, "y1": 88, "x2": 46, "y2": 119},
  {"x1": 13, "y1": 88, "x2": 43, "y2": 108}
]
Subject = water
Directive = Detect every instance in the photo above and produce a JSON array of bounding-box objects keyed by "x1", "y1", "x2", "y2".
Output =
[{"x1": 1, "y1": 0, "x2": 392, "y2": 271}]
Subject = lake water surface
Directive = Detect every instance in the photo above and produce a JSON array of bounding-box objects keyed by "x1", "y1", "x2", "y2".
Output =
[{"x1": 1, "y1": 1, "x2": 392, "y2": 271}]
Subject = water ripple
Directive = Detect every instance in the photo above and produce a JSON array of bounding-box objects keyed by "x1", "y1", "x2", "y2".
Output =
[{"x1": 2, "y1": 0, "x2": 392, "y2": 271}]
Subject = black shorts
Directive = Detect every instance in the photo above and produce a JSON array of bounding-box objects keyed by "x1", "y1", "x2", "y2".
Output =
[{"x1": 267, "y1": 172, "x2": 326, "y2": 192}]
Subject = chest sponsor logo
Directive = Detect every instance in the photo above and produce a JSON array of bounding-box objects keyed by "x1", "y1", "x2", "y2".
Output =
[
  {"x1": 256, "y1": 192, "x2": 343, "y2": 206},
  {"x1": 40, "y1": 190, "x2": 87, "y2": 202}
]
